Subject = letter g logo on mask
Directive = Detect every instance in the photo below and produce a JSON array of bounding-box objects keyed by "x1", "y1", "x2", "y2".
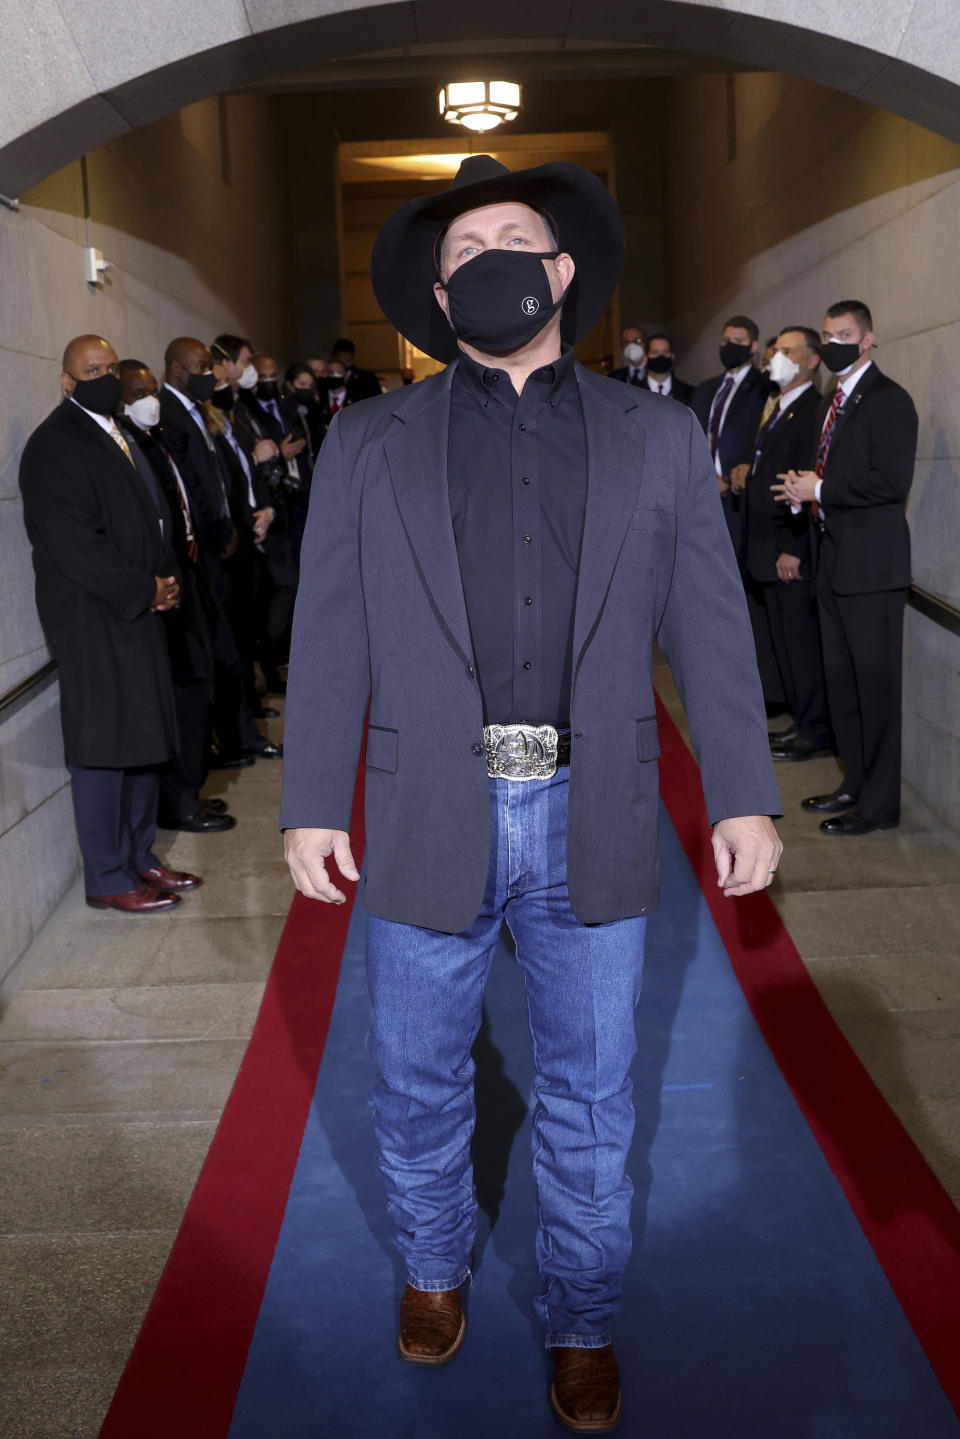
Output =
[{"x1": 522, "y1": 297, "x2": 540, "y2": 316}]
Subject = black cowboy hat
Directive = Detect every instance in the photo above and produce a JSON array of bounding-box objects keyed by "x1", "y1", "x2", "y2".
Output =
[{"x1": 370, "y1": 155, "x2": 625, "y2": 363}]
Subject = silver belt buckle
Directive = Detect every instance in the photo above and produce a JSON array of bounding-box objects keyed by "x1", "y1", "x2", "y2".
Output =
[{"x1": 484, "y1": 723, "x2": 558, "y2": 781}]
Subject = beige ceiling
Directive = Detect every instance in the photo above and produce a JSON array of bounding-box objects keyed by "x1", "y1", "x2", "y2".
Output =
[{"x1": 339, "y1": 131, "x2": 609, "y2": 184}]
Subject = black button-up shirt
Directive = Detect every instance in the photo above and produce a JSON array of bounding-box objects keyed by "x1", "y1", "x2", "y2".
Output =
[{"x1": 447, "y1": 345, "x2": 587, "y2": 728}]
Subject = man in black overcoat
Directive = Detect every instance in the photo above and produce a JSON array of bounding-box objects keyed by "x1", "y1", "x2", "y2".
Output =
[
  {"x1": 777, "y1": 300, "x2": 918, "y2": 834},
  {"x1": 281, "y1": 159, "x2": 783, "y2": 1431},
  {"x1": 19, "y1": 335, "x2": 201, "y2": 913},
  {"x1": 743, "y1": 327, "x2": 831, "y2": 761}
]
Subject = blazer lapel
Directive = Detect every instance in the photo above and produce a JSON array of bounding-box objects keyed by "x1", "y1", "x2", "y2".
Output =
[
  {"x1": 572, "y1": 372, "x2": 647, "y2": 671},
  {"x1": 827, "y1": 364, "x2": 879, "y2": 451},
  {"x1": 384, "y1": 374, "x2": 474, "y2": 666}
]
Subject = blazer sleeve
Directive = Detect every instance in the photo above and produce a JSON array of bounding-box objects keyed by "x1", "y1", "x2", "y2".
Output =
[
  {"x1": 20, "y1": 439, "x2": 157, "y2": 620},
  {"x1": 279, "y1": 416, "x2": 371, "y2": 833},
  {"x1": 822, "y1": 387, "x2": 918, "y2": 507},
  {"x1": 656, "y1": 415, "x2": 783, "y2": 824}
]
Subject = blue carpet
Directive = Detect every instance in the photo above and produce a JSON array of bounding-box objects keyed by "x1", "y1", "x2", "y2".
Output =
[{"x1": 227, "y1": 808, "x2": 958, "y2": 1437}]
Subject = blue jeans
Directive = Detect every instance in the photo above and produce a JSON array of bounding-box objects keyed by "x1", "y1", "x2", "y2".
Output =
[{"x1": 366, "y1": 768, "x2": 647, "y2": 1348}]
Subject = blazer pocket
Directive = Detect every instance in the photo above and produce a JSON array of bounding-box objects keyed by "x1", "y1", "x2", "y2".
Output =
[
  {"x1": 366, "y1": 725, "x2": 398, "y2": 774},
  {"x1": 636, "y1": 716, "x2": 660, "y2": 762}
]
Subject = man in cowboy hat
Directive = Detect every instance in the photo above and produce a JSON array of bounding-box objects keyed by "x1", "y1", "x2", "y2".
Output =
[{"x1": 281, "y1": 156, "x2": 781, "y2": 1432}]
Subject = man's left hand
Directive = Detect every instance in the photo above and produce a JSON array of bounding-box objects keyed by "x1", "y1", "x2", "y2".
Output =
[
  {"x1": 778, "y1": 469, "x2": 819, "y2": 504},
  {"x1": 712, "y1": 816, "x2": 782, "y2": 897}
]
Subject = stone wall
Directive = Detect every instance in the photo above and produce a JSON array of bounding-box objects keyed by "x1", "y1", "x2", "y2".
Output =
[
  {"x1": 663, "y1": 70, "x2": 960, "y2": 830},
  {"x1": 0, "y1": 93, "x2": 293, "y2": 984}
]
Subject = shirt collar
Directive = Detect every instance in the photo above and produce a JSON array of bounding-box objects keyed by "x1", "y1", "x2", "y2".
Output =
[
  {"x1": 777, "y1": 380, "x2": 813, "y2": 411},
  {"x1": 457, "y1": 343, "x2": 577, "y2": 405},
  {"x1": 69, "y1": 395, "x2": 117, "y2": 435},
  {"x1": 163, "y1": 381, "x2": 198, "y2": 414},
  {"x1": 838, "y1": 358, "x2": 872, "y2": 398}
]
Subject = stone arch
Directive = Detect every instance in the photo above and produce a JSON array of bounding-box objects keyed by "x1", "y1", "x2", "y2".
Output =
[{"x1": 0, "y1": 1, "x2": 956, "y2": 195}]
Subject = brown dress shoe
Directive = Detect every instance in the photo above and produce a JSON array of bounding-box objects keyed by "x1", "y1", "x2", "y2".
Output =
[
  {"x1": 86, "y1": 885, "x2": 181, "y2": 914},
  {"x1": 140, "y1": 865, "x2": 202, "y2": 892},
  {"x1": 397, "y1": 1284, "x2": 466, "y2": 1365},
  {"x1": 550, "y1": 1345, "x2": 622, "y2": 1433}
]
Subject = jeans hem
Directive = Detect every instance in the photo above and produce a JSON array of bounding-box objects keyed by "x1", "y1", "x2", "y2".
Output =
[
  {"x1": 545, "y1": 1332, "x2": 613, "y2": 1350},
  {"x1": 407, "y1": 1266, "x2": 470, "y2": 1293}
]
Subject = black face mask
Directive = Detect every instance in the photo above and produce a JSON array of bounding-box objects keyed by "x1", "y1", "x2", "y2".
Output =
[
  {"x1": 646, "y1": 353, "x2": 673, "y2": 375},
  {"x1": 71, "y1": 372, "x2": 122, "y2": 416},
  {"x1": 819, "y1": 340, "x2": 863, "y2": 374},
  {"x1": 257, "y1": 380, "x2": 280, "y2": 402},
  {"x1": 209, "y1": 385, "x2": 235, "y2": 412},
  {"x1": 443, "y1": 248, "x2": 562, "y2": 354},
  {"x1": 323, "y1": 375, "x2": 346, "y2": 391},
  {"x1": 187, "y1": 371, "x2": 217, "y2": 404},
  {"x1": 293, "y1": 386, "x2": 318, "y2": 406},
  {"x1": 719, "y1": 340, "x2": 753, "y2": 370}
]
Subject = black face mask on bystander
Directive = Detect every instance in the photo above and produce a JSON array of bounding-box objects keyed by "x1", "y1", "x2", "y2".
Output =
[{"x1": 70, "y1": 372, "x2": 122, "y2": 415}]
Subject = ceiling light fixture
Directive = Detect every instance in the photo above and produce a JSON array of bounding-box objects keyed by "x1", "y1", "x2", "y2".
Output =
[{"x1": 439, "y1": 81, "x2": 521, "y2": 133}]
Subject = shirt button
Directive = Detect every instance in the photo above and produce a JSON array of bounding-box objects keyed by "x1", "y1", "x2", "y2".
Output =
[
  {"x1": 524, "y1": 596, "x2": 533, "y2": 606},
  {"x1": 521, "y1": 476, "x2": 531, "y2": 485},
  {"x1": 519, "y1": 423, "x2": 527, "y2": 431},
  {"x1": 472, "y1": 743, "x2": 484, "y2": 756},
  {"x1": 523, "y1": 661, "x2": 532, "y2": 671},
  {"x1": 523, "y1": 535, "x2": 532, "y2": 545}
]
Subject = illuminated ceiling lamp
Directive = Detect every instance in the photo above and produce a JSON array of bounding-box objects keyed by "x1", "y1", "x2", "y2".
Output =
[{"x1": 439, "y1": 80, "x2": 521, "y2": 133}]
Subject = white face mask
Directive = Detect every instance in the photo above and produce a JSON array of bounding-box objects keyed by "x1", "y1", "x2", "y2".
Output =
[
  {"x1": 238, "y1": 363, "x2": 258, "y2": 390},
  {"x1": 623, "y1": 342, "x2": 645, "y2": 366},
  {"x1": 768, "y1": 350, "x2": 801, "y2": 388},
  {"x1": 124, "y1": 395, "x2": 161, "y2": 430}
]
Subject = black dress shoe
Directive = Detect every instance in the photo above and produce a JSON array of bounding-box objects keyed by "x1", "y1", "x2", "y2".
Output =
[
  {"x1": 771, "y1": 735, "x2": 833, "y2": 762},
  {"x1": 159, "y1": 810, "x2": 237, "y2": 833},
  {"x1": 769, "y1": 724, "x2": 799, "y2": 746},
  {"x1": 244, "y1": 740, "x2": 283, "y2": 759},
  {"x1": 801, "y1": 789, "x2": 859, "y2": 814},
  {"x1": 821, "y1": 813, "x2": 900, "y2": 836},
  {"x1": 209, "y1": 753, "x2": 255, "y2": 770},
  {"x1": 203, "y1": 797, "x2": 229, "y2": 815}
]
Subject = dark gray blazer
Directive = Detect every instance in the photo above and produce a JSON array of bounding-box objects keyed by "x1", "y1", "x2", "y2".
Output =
[{"x1": 280, "y1": 360, "x2": 781, "y2": 933}]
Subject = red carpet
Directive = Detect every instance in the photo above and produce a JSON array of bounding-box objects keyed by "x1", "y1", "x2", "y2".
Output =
[{"x1": 97, "y1": 703, "x2": 960, "y2": 1437}]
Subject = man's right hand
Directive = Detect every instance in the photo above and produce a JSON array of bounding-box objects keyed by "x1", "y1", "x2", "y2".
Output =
[
  {"x1": 151, "y1": 575, "x2": 180, "y2": 611},
  {"x1": 280, "y1": 433, "x2": 307, "y2": 462},
  {"x1": 284, "y1": 828, "x2": 360, "y2": 904},
  {"x1": 253, "y1": 438, "x2": 278, "y2": 463}
]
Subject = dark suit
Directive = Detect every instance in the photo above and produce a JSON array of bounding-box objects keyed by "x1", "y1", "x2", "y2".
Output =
[
  {"x1": 608, "y1": 364, "x2": 645, "y2": 386},
  {"x1": 19, "y1": 401, "x2": 178, "y2": 893},
  {"x1": 157, "y1": 385, "x2": 233, "y2": 569},
  {"x1": 281, "y1": 361, "x2": 781, "y2": 933},
  {"x1": 344, "y1": 364, "x2": 382, "y2": 404},
  {"x1": 640, "y1": 373, "x2": 693, "y2": 406},
  {"x1": 744, "y1": 385, "x2": 830, "y2": 747},
  {"x1": 234, "y1": 393, "x2": 301, "y2": 667},
  {"x1": 122, "y1": 421, "x2": 217, "y2": 823},
  {"x1": 815, "y1": 365, "x2": 918, "y2": 822},
  {"x1": 691, "y1": 366, "x2": 765, "y2": 556}
]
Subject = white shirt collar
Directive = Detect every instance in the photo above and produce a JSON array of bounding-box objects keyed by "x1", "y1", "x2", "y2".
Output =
[
  {"x1": 777, "y1": 380, "x2": 813, "y2": 411},
  {"x1": 649, "y1": 373, "x2": 673, "y2": 394},
  {"x1": 163, "y1": 381, "x2": 198, "y2": 413},
  {"x1": 727, "y1": 362, "x2": 754, "y2": 388},
  {"x1": 837, "y1": 358, "x2": 873, "y2": 398},
  {"x1": 70, "y1": 396, "x2": 117, "y2": 436}
]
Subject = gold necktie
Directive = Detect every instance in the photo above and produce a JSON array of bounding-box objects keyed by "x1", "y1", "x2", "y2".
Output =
[{"x1": 109, "y1": 421, "x2": 135, "y2": 465}]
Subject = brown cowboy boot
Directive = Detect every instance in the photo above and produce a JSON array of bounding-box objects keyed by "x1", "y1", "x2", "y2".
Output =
[
  {"x1": 397, "y1": 1284, "x2": 466, "y2": 1365},
  {"x1": 550, "y1": 1345, "x2": 622, "y2": 1433}
]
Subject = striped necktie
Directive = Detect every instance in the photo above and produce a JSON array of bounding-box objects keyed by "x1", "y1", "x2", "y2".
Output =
[
  {"x1": 108, "y1": 420, "x2": 135, "y2": 465},
  {"x1": 814, "y1": 387, "x2": 846, "y2": 520},
  {"x1": 708, "y1": 373, "x2": 735, "y2": 461}
]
